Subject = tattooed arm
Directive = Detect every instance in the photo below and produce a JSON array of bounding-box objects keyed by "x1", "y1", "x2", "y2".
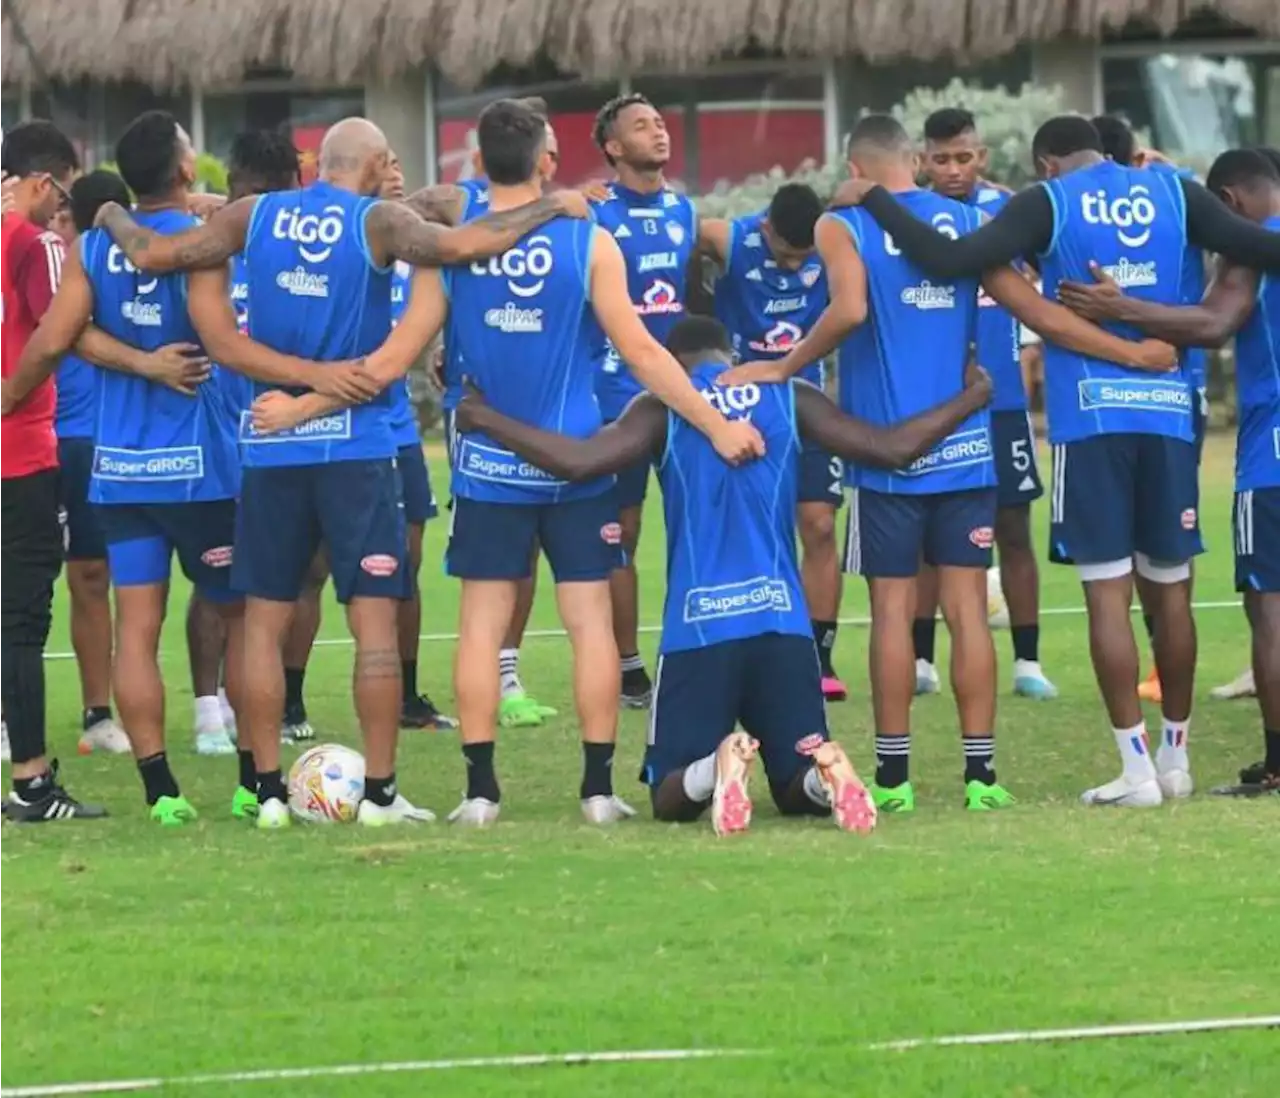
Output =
[
  {"x1": 401, "y1": 184, "x2": 468, "y2": 227},
  {"x1": 94, "y1": 198, "x2": 255, "y2": 272}
]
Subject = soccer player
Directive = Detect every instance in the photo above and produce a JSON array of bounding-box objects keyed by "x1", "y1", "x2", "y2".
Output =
[
  {"x1": 1056, "y1": 147, "x2": 1280, "y2": 796},
  {"x1": 914, "y1": 108, "x2": 1057, "y2": 700},
  {"x1": 841, "y1": 115, "x2": 1280, "y2": 806},
  {"x1": 702, "y1": 182, "x2": 850, "y2": 700},
  {"x1": 724, "y1": 114, "x2": 1178, "y2": 812},
  {"x1": 94, "y1": 114, "x2": 607, "y2": 828},
  {"x1": 590, "y1": 93, "x2": 699, "y2": 708},
  {"x1": 455, "y1": 315, "x2": 1000, "y2": 831}
]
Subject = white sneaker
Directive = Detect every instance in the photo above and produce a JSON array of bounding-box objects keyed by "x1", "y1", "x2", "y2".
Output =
[
  {"x1": 915, "y1": 659, "x2": 941, "y2": 696},
  {"x1": 581, "y1": 794, "x2": 637, "y2": 824},
  {"x1": 196, "y1": 727, "x2": 237, "y2": 756},
  {"x1": 256, "y1": 797, "x2": 292, "y2": 830},
  {"x1": 711, "y1": 731, "x2": 758, "y2": 837},
  {"x1": 1210, "y1": 668, "x2": 1256, "y2": 701},
  {"x1": 78, "y1": 718, "x2": 131, "y2": 755},
  {"x1": 1, "y1": 720, "x2": 11, "y2": 763},
  {"x1": 447, "y1": 797, "x2": 501, "y2": 827},
  {"x1": 1080, "y1": 774, "x2": 1164, "y2": 808},
  {"x1": 1157, "y1": 767, "x2": 1194, "y2": 799},
  {"x1": 357, "y1": 793, "x2": 436, "y2": 826}
]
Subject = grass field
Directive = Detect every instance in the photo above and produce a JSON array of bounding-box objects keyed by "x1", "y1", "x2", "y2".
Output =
[{"x1": 2, "y1": 433, "x2": 1277, "y2": 1097}]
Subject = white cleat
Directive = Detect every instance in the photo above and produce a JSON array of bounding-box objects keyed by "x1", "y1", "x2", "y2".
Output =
[
  {"x1": 711, "y1": 731, "x2": 758, "y2": 837},
  {"x1": 357, "y1": 793, "x2": 435, "y2": 826},
  {"x1": 78, "y1": 718, "x2": 131, "y2": 756},
  {"x1": 1080, "y1": 774, "x2": 1164, "y2": 808},
  {"x1": 915, "y1": 659, "x2": 941, "y2": 696},
  {"x1": 196, "y1": 727, "x2": 237, "y2": 756},
  {"x1": 2, "y1": 719, "x2": 12, "y2": 763},
  {"x1": 447, "y1": 797, "x2": 501, "y2": 827},
  {"x1": 1157, "y1": 767, "x2": 1194, "y2": 799},
  {"x1": 1210, "y1": 668, "x2": 1256, "y2": 701},
  {"x1": 256, "y1": 797, "x2": 292, "y2": 830},
  {"x1": 581, "y1": 794, "x2": 637, "y2": 824}
]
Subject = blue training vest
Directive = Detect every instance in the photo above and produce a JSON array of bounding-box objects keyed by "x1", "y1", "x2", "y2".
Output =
[{"x1": 1234, "y1": 214, "x2": 1280, "y2": 492}]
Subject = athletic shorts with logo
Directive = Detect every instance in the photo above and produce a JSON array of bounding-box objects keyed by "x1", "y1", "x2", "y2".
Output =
[
  {"x1": 798, "y1": 440, "x2": 844, "y2": 507},
  {"x1": 1234, "y1": 487, "x2": 1280, "y2": 593},
  {"x1": 397, "y1": 442, "x2": 437, "y2": 525},
  {"x1": 57, "y1": 437, "x2": 107, "y2": 561},
  {"x1": 232, "y1": 459, "x2": 408, "y2": 603},
  {"x1": 844, "y1": 487, "x2": 997, "y2": 576},
  {"x1": 990, "y1": 410, "x2": 1043, "y2": 509},
  {"x1": 96, "y1": 499, "x2": 239, "y2": 602},
  {"x1": 1049, "y1": 433, "x2": 1203, "y2": 566},
  {"x1": 1193, "y1": 387, "x2": 1208, "y2": 466},
  {"x1": 641, "y1": 633, "x2": 828, "y2": 800}
]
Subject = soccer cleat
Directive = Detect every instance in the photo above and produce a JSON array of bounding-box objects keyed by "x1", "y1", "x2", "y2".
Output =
[
  {"x1": 1239, "y1": 759, "x2": 1268, "y2": 785},
  {"x1": 1080, "y1": 774, "x2": 1163, "y2": 808},
  {"x1": 281, "y1": 703, "x2": 315, "y2": 744},
  {"x1": 1013, "y1": 662, "x2": 1059, "y2": 700},
  {"x1": 1137, "y1": 668, "x2": 1163, "y2": 704},
  {"x1": 6, "y1": 765, "x2": 108, "y2": 823},
  {"x1": 965, "y1": 780, "x2": 1017, "y2": 811},
  {"x1": 1210, "y1": 668, "x2": 1256, "y2": 701},
  {"x1": 1211, "y1": 770, "x2": 1280, "y2": 798},
  {"x1": 621, "y1": 666, "x2": 654, "y2": 710},
  {"x1": 230, "y1": 786, "x2": 259, "y2": 819},
  {"x1": 78, "y1": 717, "x2": 131, "y2": 755},
  {"x1": 255, "y1": 797, "x2": 291, "y2": 830},
  {"x1": 808, "y1": 741, "x2": 877, "y2": 833},
  {"x1": 499, "y1": 692, "x2": 554, "y2": 728},
  {"x1": 914, "y1": 659, "x2": 940, "y2": 696},
  {"x1": 1157, "y1": 768, "x2": 1194, "y2": 799},
  {"x1": 150, "y1": 794, "x2": 198, "y2": 827},
  {"x1": 400, "y1": 694, "x2": 459, "y2": 731},
  {"x1": 357, "y1": 793, "x2": 435, "y2": 826},
  {"x1": 821, "y1": 675, "x2": 849, "y2": 702},
  {"x1": 218, "y1": 691, "x2": 236, "y2": 738},
  {"x1": 447, "y1": 797, "x2": 501, "y2": 827},
  {"x1": 581, "y1": 794, "x2": 637, "y2": 824},
  {"x1": 870, "y1": 781, "x2": 915, "y2": 814},
  {"x1": 711, "y1": 732, "x2": 758, "y2": 836},
  {"x1": 196, "y1": 728, "x2": 236, "y2": 756}
]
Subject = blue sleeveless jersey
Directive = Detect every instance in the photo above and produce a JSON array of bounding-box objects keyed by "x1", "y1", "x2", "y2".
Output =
[
  {"x1": 55, "y1": 352, "x2": 96, "y2": 439},
  {"x1": 239, "y1": 181, "x2": 395, "y2": 466},
  {"x1": 713, "y1": 211, "x2": 828, "y2": 387},
  {"x1": 592, "y1": 183, "x2": 697, "y2": 420},
  {"x1": 1039, "y1": 161, "x2": 1194, "y2": 444},
  {"x1": 81, "y1": 209, "x2": 240, "y2": 505},
  {"x1": 386, "y1": 260, "x2": 419, "y2": 447},
  {"x1": 215, "y1": 253, "x2": 254, "y2": 433},
  {"x1": 444, "y1": 218, "x2": 610, "y2": 503},
  {"x1": 832, "y1": 194, "x2": 991, "y2": 495},
  {"x1": 658, "y1": 363, "x2": 809, "y2": 655},
  {"x1": 966, "y1": 186, "x2": 1025, "y2": 411},
  {"x1": 441, "y1": 179, "x2": 491, "y2": 412},
  {"x1": 1234, "y1": 215, "x2": 1280, "y2": 492}
]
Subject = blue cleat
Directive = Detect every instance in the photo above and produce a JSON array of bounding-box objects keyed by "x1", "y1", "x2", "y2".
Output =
[{"x1": 1013, "y1": 661, "x2": 1059, "y2": 700}]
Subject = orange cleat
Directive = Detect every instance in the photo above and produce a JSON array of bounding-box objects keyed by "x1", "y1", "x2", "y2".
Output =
[{"x1": 1137, "y1": 667, "x2": 1163, "y2": 704}]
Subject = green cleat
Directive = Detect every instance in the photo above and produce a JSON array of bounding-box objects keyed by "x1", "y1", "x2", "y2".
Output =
[
  {"x1": 870, "y1": 781, "x2": 915, "y2": 814},
  {"x1": 230, "y1": 786, "x2": 259, "y2": 820},
  {"x1": 150, "y1": 795, "x2": 198, "y2": 827},
  {"x1": 965, "y1": 780, "x2": 1017, "y2": 811},
  {"x1": 499, "y1": 692, "x2": 557, "y2": 729}
]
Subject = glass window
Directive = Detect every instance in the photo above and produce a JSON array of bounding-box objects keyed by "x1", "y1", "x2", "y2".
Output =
[{"x1": 203, "y1": 89, "x2": 365, "y2": 181}]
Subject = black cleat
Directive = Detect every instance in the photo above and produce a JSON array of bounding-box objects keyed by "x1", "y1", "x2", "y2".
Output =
[
  {"x1": 1211, "y1": 770, "x2": 1280, "y2": 798},
  {"x1": 401, "y1": 694, "x2": 458, "y2": 730},
  {"x1": 5, "y1": 763, "x2": 108, "y2": 823},
  {"x1": 1238, "y1": 759, "x2": 1268, "y2": 785},
  {"x1": 620, "y1": 667, "x2": 653, "y2": 710}
]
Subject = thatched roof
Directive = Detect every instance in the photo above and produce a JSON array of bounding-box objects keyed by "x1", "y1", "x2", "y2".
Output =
[{"x1": 4, "y1": 1, "x2": 1279, "y2": 90}]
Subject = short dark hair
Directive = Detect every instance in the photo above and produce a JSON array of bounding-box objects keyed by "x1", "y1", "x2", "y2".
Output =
[
  {"x1": 515, "y1": 96, "x2": 548, "y2": 121},
  {"x1": 1031, "y1": 115, "x2": 1103, "y2": 163},
  {"x1": 1205, "y1": 148, "x2": 1280, "y2": 198},
  {"x1": 1, "y1": 120, "x2": 79, "y2": 178},
  {"x1": 115, "y1": 110, "x2": 182, "y2": 199},
  {"x1": 592, "y1": 93, "x2": 654, "y2": 165},
  {"x1": 69, "y1": 169, "x2": 132, "y2": 235},
  {"x1": 1253, "y1": 146, "x2": 1280, "y2": 176},
  {"x1": 665, "y1": 315, "x2": 732, "y2": 359},
  {"x1": 1091, "y1": 115, "x2": 1137, "y2": 166},
  {"x1": 767, "y1": 184, "x2": 822, "y2": 249},
  {"x1": 228, "y1": 129, "x2": 300, "y2": 196},
  {"x1": 847, "y1": 113, "x2": 912, "y2": 155},
  {"x1": 476, "y1": 99, "x2": 546, "y2": 186},
  {"x1": 923, "y1": 108, "x2": 977, "y2": 144}
]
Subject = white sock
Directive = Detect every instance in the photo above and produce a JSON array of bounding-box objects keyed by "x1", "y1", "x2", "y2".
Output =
[
  {"x1": 1156, "y1": 718, "x2": 1190, "y2": 772},
  {"x1": 499, "y1": 648, "x2": 523, "y2": 699},
  {"x1": 802, "y1": 766, "x2": 830, "y2": 807},
  {"x1": 195, "y1": 695, "x2": 224, "y2": 735},
  {"x1": 681, "y1": 754, "x2": 717, "y2": 802},
  {"x1": 1113, "y1": 722, "x2": 1156, "y2": 782},
  {"x1": 1014, "y1": 658, "x2": 1043, "y2": 679}
]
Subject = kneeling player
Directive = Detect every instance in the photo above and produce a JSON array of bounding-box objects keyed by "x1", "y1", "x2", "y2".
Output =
[{"x1": 456, "y1": 315, "x2": 995, "y2": 832}]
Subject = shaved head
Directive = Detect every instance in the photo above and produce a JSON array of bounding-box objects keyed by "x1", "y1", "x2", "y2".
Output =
[
  {"x1": 319, "y1": 117, "x2": 390, "y2": 195},
  {"x1": 846, "y1": 113, "x2": 917, "y2": 186}
]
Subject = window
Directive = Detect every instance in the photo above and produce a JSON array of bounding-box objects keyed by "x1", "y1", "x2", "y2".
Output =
[{"x1": 203, "y1": 88, "x2": 365, "y2": 181}]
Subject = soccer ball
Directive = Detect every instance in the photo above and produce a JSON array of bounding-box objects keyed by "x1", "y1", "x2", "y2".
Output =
[
  {"x1": 987, "y1": 567, "x2": 1010, "y2": 629},
  {"x1": 287, "y1": 744, "x2": 365, "y2": 823}
]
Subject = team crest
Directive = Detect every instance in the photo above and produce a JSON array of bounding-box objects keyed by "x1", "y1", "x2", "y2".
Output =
[
  {"x1": 666, "y1": 222, "x2": 685, "y2": 246},
  {"x1": 799, "y1": 266, "x2": 820, "y2": 288}
]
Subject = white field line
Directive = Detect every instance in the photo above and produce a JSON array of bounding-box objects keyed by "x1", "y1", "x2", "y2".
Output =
[
  {"x1": 39, "y1": 599, "x2": 1245, "y2": 662},
  {"x1": 5, "y1": 1015, "x2": 1278, "y2": 1097}
]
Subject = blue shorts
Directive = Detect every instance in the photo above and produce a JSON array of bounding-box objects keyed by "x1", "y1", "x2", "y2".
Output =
[
  {"x1": 990, "y1": 410, "x2": 1043, "y2": 510},
  {"x1": 446, "y1": 492, "x2": 622, "y2": 582},
  {"x1": 57, "y1": 437, "x2": 106, "y2": 561},
  {"x1": 641, "y1": 633, "x2": 828, "y2": 796},
  {"x1": 96, "y1": 499, "x2": 239, "y2": 602},
  {"x1": 613, "y1": 454, "x2": 651, "y2": 511},
  {"x1": 1234, "y1": 487, "x2": 1280, "y2": 593},
  {"x1": 233, "y1": 459, "x2": 409, "y2": 604},
  {"x1": 844, "y1": 487, "x2": 997, "y2": 577},
  {"x1": 398, "y1": 443, "x2": 437, "y2": 525},
  {"x1": 1049, "y1": 434, "x2": 1203, "y2": 566},
  {"x1": 797, "y1": 441, "x2": 844, "y2": 507},
  {"x1": 1193, "y1": 388, "x2": 1208, "y2": 466}
]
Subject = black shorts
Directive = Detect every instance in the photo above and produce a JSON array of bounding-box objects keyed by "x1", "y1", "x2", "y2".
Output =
[
  {"x1": 1, "y1": 468, "x2": 63, "y2": 646},
  {"x1": 57, "y1": 437, "x2": 108, "y2": 561}
]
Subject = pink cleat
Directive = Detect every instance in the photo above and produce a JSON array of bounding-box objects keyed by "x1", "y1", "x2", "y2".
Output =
[
  {"x1": 821, "y1": 675, "x2": 848, "y2": 702},
  {"x1": 807, "y1": 740, "x2": 877, "y2": 834},
  {"x1": 711, "y1": 731, "x2": 758, "y2": 837}
]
